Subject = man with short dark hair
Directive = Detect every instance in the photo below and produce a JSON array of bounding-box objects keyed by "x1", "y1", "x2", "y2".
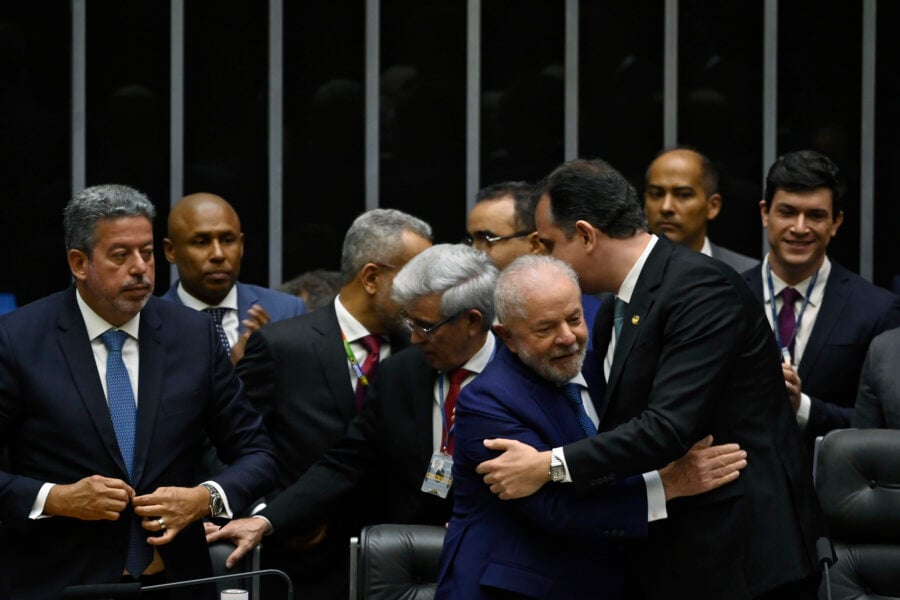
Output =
[
  {"x1": 476, "y1": 158, "x2": 824, "y2": 599},
  {"x1": 644, "y1": 147, "x2": 757, "y2": 272},
  {"x1": 466, "y1": 181, "x2": 543, "y2": 270},
  {"x1": 742, "y1": 150, "x2": 900, "y2": 447},
  {"x1": 0, "y1": 184, "x2": 276, "y2": 599},
  {"x1": 233, "y1": 208, "x2": 432, "y2": 599},
  {"x1": 162, "y1": 193, "x2": 306, "y2": 364}
]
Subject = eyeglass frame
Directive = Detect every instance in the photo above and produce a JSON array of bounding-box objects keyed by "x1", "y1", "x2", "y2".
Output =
[
  {"x1": 463, "y1": 230, "x2": 534, "y2": 247},
  {"x1": 401, "y1": 309, "x2": 468, "y2": 338}
]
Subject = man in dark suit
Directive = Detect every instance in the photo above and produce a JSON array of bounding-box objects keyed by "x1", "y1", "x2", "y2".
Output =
[
  {"x1": 0, "y1": 184, "x2": 277, "y2": 599},
  {"x1": 853, "y1": 326, "x2": 900, "y2": 429},
  {"x1": 208, "y1": 244, "x2": 501, "y2": 567},
  {"x1": 161, "y1": 193, "x2": 306, "y2": 364},
  {"x1": 644, "y1": 147, "x2": 758, "y2": 273},
  {"x1": 742, "y1": 150, "x2": 900, "y2": 447},
  {"x1": 232, "y1": 208, "x2": 432, "y2": 599},
  {"x1": 475, "y1": 159, "x2": 824, "y2": 599},
  {"x1": 437, "y1": 255, "x2": 747, "y2": 600}
]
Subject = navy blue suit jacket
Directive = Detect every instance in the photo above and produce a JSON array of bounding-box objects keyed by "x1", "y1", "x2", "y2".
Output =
[
  {"x1": 161, "y1": 280, "x2": 306, "y2": 332},
  {"x1": 0, "y1": 289, "x2": 277, "y2": 598},
  {"x1": 437, "y1": 345, "x2": 647, "y2": 600},
  {"x1": 742, "y1": 261, "x2": 900, "y2": 445}
]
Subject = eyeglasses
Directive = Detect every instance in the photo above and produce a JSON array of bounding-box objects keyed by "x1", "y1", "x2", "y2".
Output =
[
  {"x1": 464, "y1": 230, "x2": 533, "y2": 247},
  {"x1": 402, "y1": 310, "x2": 465, "y2": 338}
]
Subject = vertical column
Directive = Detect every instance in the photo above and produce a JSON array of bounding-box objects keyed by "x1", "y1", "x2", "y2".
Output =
[
  {"x1": 663, "y1": 0, "x2": 678, "y2": 147},
  {"x1": 859, "y1": 0, "x2": 876, "y2": 281},
  {"x1": 170, "y1": 0, "x2": 184, "y2": 283},
  {"x1": 466, "y1": 0, "x2": 481, "y2": 213},
  {"x1": 71, "y1": 0, "x2": 86, "y2": 194},
  {"x1": 762, "y1": 0, "x2": 778, "y2": 256},
  {"x1": 564, "y1": 0, "x2": 579, "y2": 161},
  {"x1": 269, "y1": 0, "x2": 284, "y2": 287},
  {"x1": 365, "y1": 0, "x2": 380, "y2": 211}
]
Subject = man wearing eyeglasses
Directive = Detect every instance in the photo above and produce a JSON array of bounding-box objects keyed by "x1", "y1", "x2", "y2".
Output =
[
  {"x1": 465, "y1": 181, "x2": 543, "y2": 270},
  {"x1": 208, "y1": 244, "x2": 499, "y2": 585},
  {"x1": 230, "y1": 209, "x2": 432, "y2": 600}
]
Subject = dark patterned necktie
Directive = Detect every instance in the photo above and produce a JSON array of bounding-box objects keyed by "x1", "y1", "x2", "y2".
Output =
[
  {"x1": 205, "y1": 307, "x2": 231, "y2": 354},
  {"x1": 564, "y1": 382, "x2": 597, "y2": 437},
  {"x1": 613, "y1": 298, "x2": 628, "y2": 339},
  {"x1": 778, "y1": 287, "x2": 801, "y2": 361}
]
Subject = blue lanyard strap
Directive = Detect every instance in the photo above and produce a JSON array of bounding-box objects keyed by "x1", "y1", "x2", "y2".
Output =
[{"x1": 766, "y1": 263, "x2": 819, "y2": 354}]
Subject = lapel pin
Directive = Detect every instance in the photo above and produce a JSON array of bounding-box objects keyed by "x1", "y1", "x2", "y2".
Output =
[{"x1": 631, "y1": 315, "x2": 640, "y2": 325}]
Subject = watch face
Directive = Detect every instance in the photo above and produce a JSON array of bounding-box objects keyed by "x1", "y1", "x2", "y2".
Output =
[{"x1": 550, "y1": 464, "x2": 566, "y2": 482}]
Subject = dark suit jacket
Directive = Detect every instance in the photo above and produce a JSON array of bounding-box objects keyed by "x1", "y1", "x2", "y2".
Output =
[
  {"x1": 852, "y1": 326, "x2": 900, "y2": 429},
  {"x1": 437, "y1": 346, "x2": 648, "y2": 600},
  {"x1": 567, "y1": 236, "x2": 823, "y2": 599},
  {"x1": 0, "y1": 289, "x2": 276, "y2": 599},
  {"x1": 261, "y1": 344, "x2": 453, "y2": 536},
  {"x1": 161, "y1": 280, "x2": 306, "y2": 331},
  {"x1": 235, "y1": 304, "x2": 407, "y2": 599},
  {"x1": 742, "y1": 261, "x2": 900, "y2": 445}
]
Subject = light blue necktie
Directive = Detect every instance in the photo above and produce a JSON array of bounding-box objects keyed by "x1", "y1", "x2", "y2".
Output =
[
  {"x1": 613, "y1": 297, "x2": 628, "y2": 340},
  {"x1": 563, "y1": 383, "x2": 597, "y2": 437},
  {"x1": 99, "y1": 329, "x2": 150, "y2": 577},
  {"x1": 205, "y1": 307, "x2": 232, "y2": 354}
]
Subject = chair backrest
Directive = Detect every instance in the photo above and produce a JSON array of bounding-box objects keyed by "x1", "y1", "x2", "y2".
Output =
[
  {"x1": 815, "y1": 429, "x2": 900, "y2": 599},
  {"x1": 209, "y1": 540, "x2": 262, "y2": 599},
  {"x1": 349, "y1": 524, "x2": 446, "y2": 600}
]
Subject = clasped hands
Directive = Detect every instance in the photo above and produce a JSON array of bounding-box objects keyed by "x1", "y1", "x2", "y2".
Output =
[{"x1": 44, "y1": 474, "x2": 211, "y2": 546}]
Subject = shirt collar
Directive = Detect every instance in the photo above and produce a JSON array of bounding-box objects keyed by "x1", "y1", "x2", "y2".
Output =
[
  {"x1": 75, "y1": 288, "x2": 141, "y2": 341},
  {"x1": 762, "y1": 254, "x2": 831, "y2": 307},
  {"x1": 334, "y1": 294, "x2": 377, "y2": 343},
  {"x1": 455, "y1": 333, "x2": 496, "y2": 376},
  {"x1": 700, "y1": 236, "x2": 713, "y2": 257},
  {"x1": 177, "y1": 281, "x2": 238, "y2": 311},
  {"x1": 616, "y1": 234, "x2": 659, "y2": 304}
]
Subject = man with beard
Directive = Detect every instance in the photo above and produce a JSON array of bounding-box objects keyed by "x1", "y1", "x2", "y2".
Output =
[
  {"x1": 436, "y1": 255, "x2": 747, "y2": 600},
  {"x1": 162, "y1": 193, "x2": 306, "y2": 364},
  {"x1": 233, "y1": 208, "x2": 432, "y2": 599},
  {"x1": 0, "y1": 184, "x2": 276, "y2": 598}
]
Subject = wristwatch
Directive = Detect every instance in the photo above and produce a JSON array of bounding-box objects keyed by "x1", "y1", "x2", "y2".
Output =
[
  {"x1": 201, "y1": 483, "x2": 224, "y2": 517},
  {"x1": 549, "y1": 454, "x2": 566, "y2": 482}
]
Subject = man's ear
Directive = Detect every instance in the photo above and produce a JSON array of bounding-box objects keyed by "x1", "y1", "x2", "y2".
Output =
[
  {"x1": 360, "y1": 263, "x2": 380, "y2": 295},
  {"x1": 526, "y1": 232, "x2": 546, "y2": 255},
  {"x1": 465, "y1": 309, "x2": 485, "y2": 334},
  {"x1": 493, "y1": 323, "x2": 518, "y2": 353},
  {"x1": 706, "y1": 193, "x2": 722, "y2": 221},
  {"x1": 68, "y1": 249, "x2": 89, "y2": 282},
  {"x1": 758, "y1": 199, "x2": 769, "y2": 228},
  {"x1": 574, "y1": 220, "x2": 598, "y2": 252},
  {"x1": 163, "y1": 238, "x2": 176, "y2": 264}
]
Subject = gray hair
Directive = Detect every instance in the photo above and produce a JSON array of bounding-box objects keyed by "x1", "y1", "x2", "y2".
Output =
[
  {"x1": 64, "y1": 184, "x2": 156, "y2": 253},
  {"x1": 495, "y1": 255, "x2": 580, "y2": 323},
  {"x1": 340, "y1": 208, "x2": 432, "y2": 282},
  {"x1": 392, "y1": 244, "x2": 498, "y2": 331}
]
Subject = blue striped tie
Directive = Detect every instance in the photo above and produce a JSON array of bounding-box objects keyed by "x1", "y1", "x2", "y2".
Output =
[
  {"x1": 100, "y1": 329, "x2": 151, "y2": 577},
  {"x1": 563, "y1": 383, "x2": 597, "y2": 437}
]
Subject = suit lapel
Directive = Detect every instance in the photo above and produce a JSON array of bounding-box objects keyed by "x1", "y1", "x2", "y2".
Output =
[
  {"x1": 314, "y1": 306, "x2": 358, "y2": 422},
  {"x1": 132, "y1": 299, "x2": 164, "y2": 486},
  {"x1": 605, "y1": 240, "x2": 669, "y2": 400},
  {"x1": 56, "y1": 289, "x2": 130, "y2": 479},
  {"x1": 798, "y1": 265, "x2": 848, "y2": 380},
  {"x1": 408, "y1": 352, "x2": 439, "y2": 462},
  {"x1": 743, "y1": 264, "x2": 764, "y2": 303},
  {"x1": 591, "y1": 292, "x2": 615, "y2": 355}
]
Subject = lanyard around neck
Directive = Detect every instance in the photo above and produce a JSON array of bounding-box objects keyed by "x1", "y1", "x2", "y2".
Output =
[
  {"x1": 340, "y1": 329, "x2": 372, "y2": 388},
  {"x1": 766, "y1": 262, "x2": 819, "y2": 354}
]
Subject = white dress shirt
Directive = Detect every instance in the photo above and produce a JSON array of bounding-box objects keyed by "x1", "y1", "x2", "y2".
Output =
[{"x1": 177, "y1": 283, "x2": 240, "y2": 347}]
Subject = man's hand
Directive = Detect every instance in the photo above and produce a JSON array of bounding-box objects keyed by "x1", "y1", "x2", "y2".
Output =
[
  {"x1": 206, "y1": 517, "x2": 271, "y2": 569},
  {"x1": 659, "y1": 435, "x2": 747, "y2": 501},
  {"x1": 44, "y1": 475, "x2": 134, "y2": 520},
  {"x1": 231, "y1": 304, "x2": 270, "y2": 364},
  {"x1": 476, "y1": 439, "x2": 550, "y2": 500},
  {"x1": 132, "y1": 485, "x2": 210, "y2": 546},
  {"x1": 782, "y1": 361, "x2": 802, "y2": 414}
]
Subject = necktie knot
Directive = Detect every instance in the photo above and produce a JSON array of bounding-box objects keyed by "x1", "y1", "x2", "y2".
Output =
[
  {"x1": 100, "y1": 329, "x2": 127, "y2": 353},
  {"x1": 205, "y1": 307, "x2": 228, "y2": 323},
  {"x1": 358, "y1": 334, "x2": 382, "y2": 356},
  {"x1": 562, "y1": 382, "x2": 597, "y2": 437},
  {"x1": 448, "y1": 368, "x2": 471, "y2": 387},
  {"x1": 781, "y1": 287, "x2": 801, "y2": 306}
]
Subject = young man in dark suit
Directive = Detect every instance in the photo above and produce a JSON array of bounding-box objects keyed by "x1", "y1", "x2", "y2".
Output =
[
  {"x1": 0, "y1": 184, "x2": 276, "y2": 599},
  {"x1": 232, "y1": 208, "x2": 432, "y2": 599},
  {"x1": 475, "y1": 159, "x2": 824, "y2": 599},
  {"x1": 742, "y1": 150, "x2": 900, "y2": 447}
]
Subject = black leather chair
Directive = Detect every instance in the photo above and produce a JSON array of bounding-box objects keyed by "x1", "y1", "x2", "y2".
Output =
[
  {"x1": 209, "y1": 540, "x2": 262, "y2": 599},
  {"x1": 349, "y1": 524, "x2": 446, "y2": 600},
  {"x1": 815, "y1": 429, "x2": 900, "y2": 599}
]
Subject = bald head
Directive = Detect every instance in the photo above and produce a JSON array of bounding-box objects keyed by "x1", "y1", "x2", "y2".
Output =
[{"x1": 164, "y1": 193, "x2": 245, "y2": 305}]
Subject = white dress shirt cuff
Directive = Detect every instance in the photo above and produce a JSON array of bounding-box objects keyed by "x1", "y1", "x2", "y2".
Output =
[
  {"x1": 796, "y1": 393, "x2": 811, "y2": 428},
  {"x1": 643, "y1": 471, "x2": 667, "y2": 522},
  {"x1": 29, "y1": 482, "x2": 55, "y2": 519},
  {"x1": 202, "y1": 480, "x2": 234, "y2": 519}
]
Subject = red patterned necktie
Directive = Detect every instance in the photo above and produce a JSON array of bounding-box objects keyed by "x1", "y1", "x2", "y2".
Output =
[
  {"x1": 442, "y1": 368, "x2": 472, "y2": 454},
  {"x1": 354, "y1": 335, "x2": 383, "y2": 412}
]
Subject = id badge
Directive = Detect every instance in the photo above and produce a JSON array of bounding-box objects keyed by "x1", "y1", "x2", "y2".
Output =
[{"x1": 421, "y1": 451, "x2": 453, "y2": 499}]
